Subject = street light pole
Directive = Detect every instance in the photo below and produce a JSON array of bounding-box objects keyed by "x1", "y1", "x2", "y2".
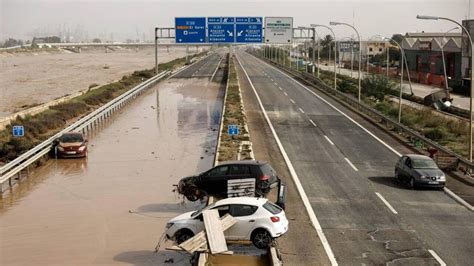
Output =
[
  {"x1": 154, "y1": 27, "x2": 158, "y2": 74},
  {"x1": 384, "y1": 37, "x2": 405, "y2": 123},
  {"x1": 417, "y1": 15, "x2": 474, "y2": 162},
  {"x1": 440, "y1": 27, "x2": 459, "y2": 96},
  {"x1": 311, "y1": 24, "x2": 337, "y2": 90},
  {"x1": 312, "y1": 28, "x2": 321, "y2": 78},
  {"x1": 331, "y1": 21, "x2": 362, "y2": 102}
]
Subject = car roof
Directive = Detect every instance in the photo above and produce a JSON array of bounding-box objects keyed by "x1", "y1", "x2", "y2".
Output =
[
  {"x1": 213, "y1": 197, "x2": 268, "y2": 207},
  {"x1": 218, "y1": 160, "x2": 267, "y2": 166},
  {"x1": 404, "y1": 154, "x2": 432, "y2": 160}
]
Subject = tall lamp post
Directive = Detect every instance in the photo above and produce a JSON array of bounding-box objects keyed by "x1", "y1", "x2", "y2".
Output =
[
  {"x1": 383, "y1": 37, "x2": 406, "y2": 123},
  {"x1": 311, "y1": 24, "x2": 337, "y2": 90},
  {"x1": 330, "y1": 21, "x2": 362, "y2": 102},
  {"x1": 417, "y1": 15, "x2": 473, "y2": 162},
  {"x1": 440, "y1": 27, "x2": 459, "y2": 96}
]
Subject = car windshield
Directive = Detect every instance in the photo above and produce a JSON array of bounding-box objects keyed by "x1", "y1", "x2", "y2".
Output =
[
  {"x1": 412, "y1": 158, "x2": 438, "y2": 169},
  {"x1": 60, "y1": 134, "x2": 84, "y2": 143},
  {"x1": 191, "y1": 202, "x2": 216, "y2": 217}
]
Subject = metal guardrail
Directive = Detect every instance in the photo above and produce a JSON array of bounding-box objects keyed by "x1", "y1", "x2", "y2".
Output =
[
  {"x1": 0, "y1": 71, "x2": 170, "y2": 190},
  {"x1": 253, "y1": 53, "x2": 474, "y2": 176}
]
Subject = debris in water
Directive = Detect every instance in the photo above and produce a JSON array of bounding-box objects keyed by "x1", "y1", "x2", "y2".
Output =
[
  {"x1": 131, "y1": 127, "x2": 140, "y2": 130},
  {"x1": 164, "y1": 258, "x2": 174, "y2": 263}
]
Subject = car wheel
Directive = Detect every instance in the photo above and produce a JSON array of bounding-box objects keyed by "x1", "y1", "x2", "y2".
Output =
[
  {"x1": 408, "y1": 177, "x2": 415, "y2": 189},
  {"x1": 251, "y1": 229, "x2": 272, "y2": 249},
  {"x1": 176, "y1": 230, "x2": 194, "y2": 244}
]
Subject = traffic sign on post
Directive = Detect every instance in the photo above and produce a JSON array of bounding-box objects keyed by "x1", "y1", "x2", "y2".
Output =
[
  {"x1": 208, "y1": 17, "x2": 235, "y2": 43},
  {"x1": 175, "y1": 17, "x2": 206, "y2": 43},
  {"x1": 235, "y1": 17, "x2": 263, "y2": 43},
  {"x1": 264, "y1": 17, "x2": 293, "y2": 44},
  {"x1": 12, "y1": 125, "x2": 24, "y2": 137},
  {"x1": 228, "y1": 125, "x2": 239, "y2": 136}
]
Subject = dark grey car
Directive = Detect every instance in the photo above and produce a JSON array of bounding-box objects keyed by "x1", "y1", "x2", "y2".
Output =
[{"x1": 395, "y1": 154, "x2": 446, "y2": 189}]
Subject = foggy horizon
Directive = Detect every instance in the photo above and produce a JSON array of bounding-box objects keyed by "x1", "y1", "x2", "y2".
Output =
[{"x1": 1, "y1": 0, "x2": 472, "y2": 42}]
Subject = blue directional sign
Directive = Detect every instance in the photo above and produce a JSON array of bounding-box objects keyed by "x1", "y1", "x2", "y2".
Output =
[
  {"x1": 235, "y1": 17, "x2": 263, "y2": 43},
  {"x1": 175, "y1": 17, "x2": 206, "y2": 43},
  {"x1": 208, "y1": 17, "x2": 235, "y2": 43},
  {"x1": 228, "y1": 125, "x2": 239, "y2": 136},
  {"x1": 12, "y1": 125, "x2": 24, "y2": 137}
]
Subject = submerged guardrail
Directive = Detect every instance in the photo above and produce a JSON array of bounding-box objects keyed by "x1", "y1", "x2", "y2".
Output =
[{"x1": 0, "y1": 70, "x2": 170, "y2": 193}]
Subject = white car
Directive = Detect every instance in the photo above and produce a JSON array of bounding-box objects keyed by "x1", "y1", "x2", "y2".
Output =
[{"x1": 165, "y1": 197, "x2": 288, "y2": 249}]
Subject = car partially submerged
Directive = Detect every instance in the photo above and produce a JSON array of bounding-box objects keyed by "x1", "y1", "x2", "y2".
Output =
[
  {"x1": 165, "y1": 197, "x2": 288, "y2": 249},
  {"x1": 53, "y1": 132, "x2": 88, "y2": 158},
  {"x1": 177, "y1": 160, "x2": 280, "y2": 201}
]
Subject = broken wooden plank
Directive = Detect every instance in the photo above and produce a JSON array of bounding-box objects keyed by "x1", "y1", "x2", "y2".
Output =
[
  {"x1": 203, "y1": 209, "x2": 228, "y2": 254},
  {"x1": 178, "y1": 214, "x2": 237, "y2": 254}
]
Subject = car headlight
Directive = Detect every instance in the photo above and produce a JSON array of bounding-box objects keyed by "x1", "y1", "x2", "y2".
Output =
[
  {"x1": 78, "y1": 146, "x2": 86, "y2": 152},
  {"x1": 165, "y1": 222, "x2": 174, "y2": 229},
  {"x1": 439, "y1": 174, "x2": 446, "y2": 180},
  {"x1": 419, "y1": 175, "x2": 427, "y2": 179},
  {"x1": 57, "y1": 146, "x2": 64, "y2": 151}
]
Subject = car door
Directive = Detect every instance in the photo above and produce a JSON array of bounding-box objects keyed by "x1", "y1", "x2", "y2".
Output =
[
  {"x1": 403, "y1": 157, "x2": 413, "y2": 182},
  {"x1": 199, "y1": 165, "x2": 230, "y2": 195},
  {"x1": 225, "y1": 204, "x2": 259, "y2": 240},
  {"x1": 396, "y1": 156, "x2": 406, "y2": 177},
  {"x1": 228, "y1": 165, "x2": 254, "y2": 197}
]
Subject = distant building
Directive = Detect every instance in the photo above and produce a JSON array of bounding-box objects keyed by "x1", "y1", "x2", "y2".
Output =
[
  {"x1": 338, "y1": 40, "x2": 388, "y2": 62},
  {"x1": 401, "y1": 32, "x2": 462, "y2": 88}
]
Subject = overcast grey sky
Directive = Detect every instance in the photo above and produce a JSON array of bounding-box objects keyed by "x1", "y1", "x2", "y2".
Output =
[{"x1": 1, "y1": 0, "x2": 472, "y2": 42}]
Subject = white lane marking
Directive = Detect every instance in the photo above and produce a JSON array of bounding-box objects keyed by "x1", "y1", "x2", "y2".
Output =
[
  {"x1": 283, "y1": 92, "x2": 288, "y2": 96},
  {"x1": 274, "y1": 82, "x2": 278, "y2": 86},
  {"x1": 290, "y1": 99, "x2": 296, "y2": 104},
  {"x1": 260, "y1": 56, "x2": 402, "y2": 157},
  {"x1": 344, "y1": 157, "x2": 358, "y2": 172},
  {"x1": 278, "y1": 86, "x2": 283, "y2": 91},
  {"x1": 375, "y1": 192, "x2": 398, "y2": 214},
  {"x1": 257, "y1": 53, "x2": 474, "y2": 214},
  {"x1": 443, "y1": 187, "x2": 474, "y2": 211},
  {"x1": 428, "y1": 250, "x2": 447, "y2": 266},
  {"x1": 298, "y1": 108, "x2": 305, "y2": 114},
  {"x1": 324, "y1": 135, "x2": 335, "y2": 145},
  {"x1": 236, "y1": 54, "x2": 338, "y2": 266},
  {"x1": 309, "y1": 119, "x2": 318, "y2": 127}
]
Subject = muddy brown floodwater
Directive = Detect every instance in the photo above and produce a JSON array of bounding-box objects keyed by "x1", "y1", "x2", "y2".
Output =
[
  {"x1": 0, "y1": 47, "x2": 204, "y2": 118},
  {"x1": 0, "y1": 72, "x2": 224, "y2": 265}
]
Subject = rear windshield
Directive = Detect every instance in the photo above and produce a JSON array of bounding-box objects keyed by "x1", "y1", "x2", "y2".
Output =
[
  {"x1": 260, "y1": 164, "x2": 276, "y2": 177},
  {"x1": 412, "y1": 158, "x2": 438, "y2": 169},
  {"x1": 263, "y1": 201, "x2": 282, "y2": 215},
  {"x1": 60, "y1": 134, "x2": 84, "y2": 143}
]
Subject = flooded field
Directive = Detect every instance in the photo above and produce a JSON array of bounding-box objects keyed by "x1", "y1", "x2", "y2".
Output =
[{"x1": 0, "y1": 47, "x2": 204, "y2": 118}]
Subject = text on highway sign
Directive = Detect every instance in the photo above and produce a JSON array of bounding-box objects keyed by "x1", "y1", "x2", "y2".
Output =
[{"x1": 175, "y1": 17, "x2": 206, "y2": 43}]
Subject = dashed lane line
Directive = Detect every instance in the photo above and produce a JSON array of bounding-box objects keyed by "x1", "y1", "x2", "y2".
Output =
[
  {"x1": 375, "y1": 192, "x2": 398, "y2": 215},
  {"x1": 344, "y1": 157, "x2": 358, "y2": 172}
]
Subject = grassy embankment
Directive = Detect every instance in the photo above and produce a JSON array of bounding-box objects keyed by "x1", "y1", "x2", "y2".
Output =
[
  {"x1": 317, "y1": 70, "x2": 469, "y2": 157},
  {"x1": 0, "y1": 52, "x2": 207, "y2": 163},
  {"x1": 217, "y1": 54, "x2": 251, "y2": 162}
]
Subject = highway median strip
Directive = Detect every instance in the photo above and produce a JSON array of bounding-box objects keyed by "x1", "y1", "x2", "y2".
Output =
[{"x1": 214, "y1": 54, "x2": 254, "y2": 163}]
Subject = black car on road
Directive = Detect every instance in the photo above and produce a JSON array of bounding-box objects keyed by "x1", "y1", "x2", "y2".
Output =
[
  {"x1": 395, "y1": 154, "x2": 446, "y2": 189},
  {"x1": 177, "y1": 160, "x2": 280, "y2": 201}
]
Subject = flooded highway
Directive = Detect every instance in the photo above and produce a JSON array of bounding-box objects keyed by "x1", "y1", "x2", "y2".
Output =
[{"x1": 0, "y1": 54, "x2": 225, "y2": 265}]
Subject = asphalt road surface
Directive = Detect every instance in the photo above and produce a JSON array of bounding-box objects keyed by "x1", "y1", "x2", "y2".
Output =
[
  {"x1": 0, "y1": 54, "x2": 225, "y2": 265},
  {"x1": 172, "y1": 52, "x2": 222, "y2": 79},
  {"x1": 236, "y1": 50, "x2": 474, "y2": 265}
]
